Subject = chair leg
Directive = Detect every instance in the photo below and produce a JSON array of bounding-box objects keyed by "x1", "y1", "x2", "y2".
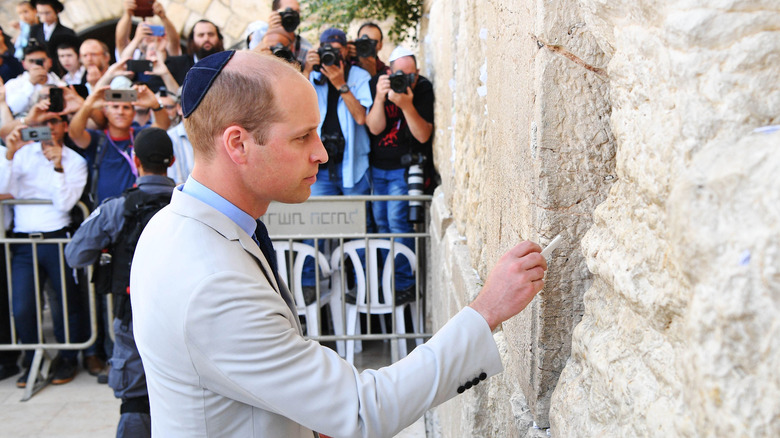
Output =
[
  {"x1": 329, "y1": 302, "x2": 345, "y2": 358},
  {"x1": 394, "y1": 305, "x2": 408, "y2": 359},
  {"x1": 345, "y1": 304, "x2": 358, "y2": 365},
  {"x1": 409, "y1": 300, "x2": 423, "y2": 346}
]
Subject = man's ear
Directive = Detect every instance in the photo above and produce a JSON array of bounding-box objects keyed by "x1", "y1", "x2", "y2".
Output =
[
  {"x1": 222, "y1": 124, "x2": 250, "y2": 165},
  {"x1": 133, "y1": 155, "x2": 143, "y2": 172}
]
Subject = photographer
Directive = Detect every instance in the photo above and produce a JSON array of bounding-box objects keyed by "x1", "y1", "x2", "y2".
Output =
[
  {"x1": 4, "y1": 42, "x2": 64, "y2": 117},
  {"x1": 251, "y1": 27, "x2": 299, "y2": 69},
  {"x1": 268, "y1": 0, "x2": 312, "y2": 66},
  {"x1": 301, "y1": 28, "x2": 373, "y2": 299},
  {"x1": 348, "y1": 22, "x2": 388, "y2": 77},
  {"x1": 365, "y1": 46, "x2": 434, "y2": 302}
]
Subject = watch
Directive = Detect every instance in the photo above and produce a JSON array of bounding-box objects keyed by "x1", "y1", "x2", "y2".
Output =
[{"x1": 338, "y1": 84, "x2": 350, "y2": 94}]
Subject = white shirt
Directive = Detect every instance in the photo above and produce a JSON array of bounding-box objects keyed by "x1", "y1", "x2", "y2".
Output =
[
  {"x1": 43, "y1": 22, "x2": 56, "y2": 41},
  {"x1": 62, "y1": 66, "x2": 86, "y2": 85},
  {"x1": 167, "y1": 122, "x2": 194, "y2": 184},
  {"x1": 4, "y1": 71, "x2": 64, "y2": 116},
  {"x1": 0, "y1": 142, "x2": 87, "y2": 233}
]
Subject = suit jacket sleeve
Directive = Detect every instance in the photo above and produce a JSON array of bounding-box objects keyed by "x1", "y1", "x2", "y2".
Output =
[{"x1": 184, "y1": 269, "x2": 503, "y2": 438}]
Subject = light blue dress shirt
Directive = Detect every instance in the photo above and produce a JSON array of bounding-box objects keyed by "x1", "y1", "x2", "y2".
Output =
[{"x1": 181, "y1": 177, "x2": 256, "y2": 237}]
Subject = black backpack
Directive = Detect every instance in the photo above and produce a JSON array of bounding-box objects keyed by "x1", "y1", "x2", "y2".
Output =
[{"x1": 99, "y1": 187, "x2": 171, "y2": 323}]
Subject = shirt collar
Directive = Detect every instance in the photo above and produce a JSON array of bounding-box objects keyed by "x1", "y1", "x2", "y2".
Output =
[{"x1": 181, "y1": 176, "x2": 257, "y2": 237}]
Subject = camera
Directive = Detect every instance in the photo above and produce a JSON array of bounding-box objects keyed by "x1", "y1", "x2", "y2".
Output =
[
  {"x1": 48, "y1": 87, "x2": 64, "y2": 113},
  {"x1": 313, "y1": 44, "x2": 342, "y2": 72},
  {"x1": 21, "y1": 126, "x2": 52, "y2": 142},
  {"x1": 126, "y1": 59, "x2": 153, "y2": 74},
  {"x1": 321, "y1": 134, "x2": 345, "y2": 164},
  {"x1": 279, "y1": 8, "x2": 300, "y2": 33},
  {"x1": 31, "y1": 58, "x2": 45, "y2": 67},
  {"x1": 353, "y1": 34, "x2": 378, "y2": 58},
  {"x1": 400, "y1": 152, "x2": 427, "y2": 223},
  {"x1": 389, "y1": 71, "x2": 417, "y2": 94},
  {"x1": 104, "y1": 89, "x2": 138, "y2": 102},
  {"x1": 269, "y1": 43, "x2": 296, "y2": 63}
]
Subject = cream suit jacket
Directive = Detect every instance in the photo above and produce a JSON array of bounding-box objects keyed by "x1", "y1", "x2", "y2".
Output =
[{"x1": 130, "y1": 188, "x2": 504, "y2": 438}]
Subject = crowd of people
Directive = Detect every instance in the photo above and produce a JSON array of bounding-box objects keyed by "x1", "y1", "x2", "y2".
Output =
[{"x1": 0, "y1": 0, "x2": 439, "y2": 436}]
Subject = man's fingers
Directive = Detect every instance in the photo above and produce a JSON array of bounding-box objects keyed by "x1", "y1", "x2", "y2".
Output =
[{"x1": 508, "y1": 240, "x2": 543, "y2": 258}]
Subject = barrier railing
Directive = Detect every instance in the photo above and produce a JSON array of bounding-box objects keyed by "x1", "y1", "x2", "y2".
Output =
[
  {"x1": 265, "y1": 194, "x2": 433, "y2": 364},
  {"x1": 0, "y1": 199, "x2": 99, "y2": 401}
]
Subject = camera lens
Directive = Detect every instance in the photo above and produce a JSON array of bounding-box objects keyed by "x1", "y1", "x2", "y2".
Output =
[{"x1": 280, "y1": 8, "x2": 300, "y2": 33}]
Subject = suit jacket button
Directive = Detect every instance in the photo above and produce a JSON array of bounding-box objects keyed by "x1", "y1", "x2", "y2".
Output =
[
  {"x1": 457, "y1": 386, "x2": 466, "y2": 394},
  {"x1": 479, "y1": 372, "x2": 487, "y2": 381},
  {"x1": 472, "y1": 377, "x2": 480, "y2": 386},
  {"x1": 464, "y1": 381, "x2": 473, "y2": 389}
]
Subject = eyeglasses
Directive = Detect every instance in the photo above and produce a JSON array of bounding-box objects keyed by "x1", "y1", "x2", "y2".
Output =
[{"x1": 163, "y1": 105, "x2": 177, "y2": 110}]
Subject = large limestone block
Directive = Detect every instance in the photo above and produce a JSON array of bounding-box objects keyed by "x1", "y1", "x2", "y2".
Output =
[{"x1": 550, "y1": 0, "x2": 780, "y2": 435}]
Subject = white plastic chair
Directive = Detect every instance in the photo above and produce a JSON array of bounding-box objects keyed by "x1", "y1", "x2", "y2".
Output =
[
  {"x1": 271, "y1": 241, "x2": 344, "y2": 356},
  {"x1": 330, "y1": 239, "x2": 422, "y2": 364}
]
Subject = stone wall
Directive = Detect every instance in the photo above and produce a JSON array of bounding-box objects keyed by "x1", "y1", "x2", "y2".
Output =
[
  {"x1": 549, "y1": 1, "x2": 780, "y2": 436},
  {"x1": 421, "y1": 0, "x2": 614, "y2": 435},
  {"x1": 423, "y1": 0, "x2": 779, "y2": 436}
]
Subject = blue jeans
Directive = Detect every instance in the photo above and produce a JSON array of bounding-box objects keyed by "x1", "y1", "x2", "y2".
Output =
[
  {"x1": 371, "y1": 167, "x2": 415, "y2": 291},
  {"x1": 301, "y1": 167, "x2": 371, "y2": 288},
  {"x1": 11, "y1": 241, "x2": 82, "y2": 365}
]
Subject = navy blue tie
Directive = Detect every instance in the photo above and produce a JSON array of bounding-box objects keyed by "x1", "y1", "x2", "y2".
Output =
[{"x1": 253, "y1": 220, "x2": 295, "y2": 310}]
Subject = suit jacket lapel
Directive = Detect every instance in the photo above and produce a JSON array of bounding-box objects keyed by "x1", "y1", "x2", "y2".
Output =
[{"x1": 168, "y1": 190, "x2": 301, "y2": 330}]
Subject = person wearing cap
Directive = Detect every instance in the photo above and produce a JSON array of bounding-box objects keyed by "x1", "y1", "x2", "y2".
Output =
[
  {"x1": 129, "y1": 49, "x2": 547, "y2": 437},
  {"x1": 28, "y1": 0, "x2": 75, "y2": 47},
  {"x1": 365, "y1": 46, "x2": 435, "y2": 304},
  {"x1": 0, "y1": 115, "x2": 88, "y2": 388},
  {"x1": 66, "y1": 127, "x2": 175, "y2": 438},
  {"x1": 300, "y1": 27, "x2": 373, "y2": 298}
]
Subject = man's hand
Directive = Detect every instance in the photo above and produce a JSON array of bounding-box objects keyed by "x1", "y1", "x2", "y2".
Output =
[
  {"x1": 374, "y1": 74, "x2": 390, "y2": 102},
  {"x1": 469, "y1": 241, "x2": 547, "y2": 331},
  {"x1": 27, "y1": 100, "x2": 59, "y2": 124},
  {"x1": 303, "y1": 51, "x2": 320, "y2": 78},
  {"x1": 61, "y1": 86, "x2": 84, "y2": 115},
  {"x1": 133, "y1": 84, "x2": 158, "y2": 109},
  {"x1": 268, "y1": 10, "x2": 283, "y2": 30},
  {"x1": 357, "y1": 56, "x2": 377, "y2": 77},
  {"x1": 4, "y1": 125, "x2": 31, "y2": 160},
  {"x1": 153, "y1": 1, "x2": 166, "y2": 19},
  {"x1": 85, "y1": 86, "x2": 108, "y2": 111},
  {"x1": 41, "y1": 141, "x2": 63, "y2": 168},
  {"x1": 388, "y1": 86, "x2": 414, "y2": 112},
  {"x1": 132, "y1": 22, "x2": 152, "y2": 44},
  {"x1": 123, "y1": 0, "x2": 137, "y2": 13},
  {"x1": 320, "y1": 60, "x2": 346, "y2": 89}
]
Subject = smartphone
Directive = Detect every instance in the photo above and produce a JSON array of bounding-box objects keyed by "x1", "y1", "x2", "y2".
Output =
[
  {"x1": 148, "y1": 25, "x2": 165, "y2": 37},
  {"x1": 126, "y1": 59, "x2": 153, "y2": 74},
  {"x1": 104, "y1": 89, "x2": 138, "y2": 103},
  {"x1": 48, "y1": 87, "x2": 64, "y2": 112},
  {"x1": 21, "y1": 126, "x2": 52, "y2": 142},
  {"x1": 133, "y1": 0, "x2": 154, "y2": 17}
]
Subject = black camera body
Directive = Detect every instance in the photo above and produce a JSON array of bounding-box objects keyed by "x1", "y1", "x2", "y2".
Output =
[
  {"x1": 353, "y1": 35, "x2": 378, "y2": 58},
  {"x1": 31, "y1": 58, "x2": 45, "y2": 67},
  {"x1": 269, "y1": 43, "x2": 296, "y2": 63},
  {"x1": 314, "y1": 44, "x2": 342, "y2": 72},
  {"x1": 279, "y1": 8, "x2": 300, "y2": 33},
  {"x1": 400, "y1": 152, "x2": 427, "y2": 223},
  {"x1": 389, "y1": 71, "x2": 416, "y2": 94},
  {"x1": 320, "y1": 134, "x2": 345, "y2": 164}
]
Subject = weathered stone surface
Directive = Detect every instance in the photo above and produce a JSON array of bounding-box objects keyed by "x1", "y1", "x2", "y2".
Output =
[
  {"x1": 550, "y1": 1, "x2": 780, "y2": 436},
  {"x1": 423, "y1": 0, "x2": 613, "y2": 433}
]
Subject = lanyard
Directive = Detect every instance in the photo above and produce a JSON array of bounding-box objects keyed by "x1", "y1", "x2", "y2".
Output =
[{"x1": 104, "y1": 129, "x2": 138, "y2": 178}]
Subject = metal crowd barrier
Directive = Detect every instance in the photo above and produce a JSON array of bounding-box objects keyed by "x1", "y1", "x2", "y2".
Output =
[
  {"x1": 266, "y1": 194, "x2": 434, "y2": 363},
  {"x1": 0, "y1": 199, "x2": 101, "y2": 401}
]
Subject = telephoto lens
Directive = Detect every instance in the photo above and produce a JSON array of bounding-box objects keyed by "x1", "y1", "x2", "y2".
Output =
[{"x1": 401, "y1": 153, "x2": 427, "y2": 223}]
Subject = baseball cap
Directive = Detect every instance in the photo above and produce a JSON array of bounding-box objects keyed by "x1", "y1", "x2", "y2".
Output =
[
  {"x1": 320, "y1": 28, "x2": 347, "y2": 46},
  {"x1": 134, "y1": 127, "x2": 174, "y2": 166}
]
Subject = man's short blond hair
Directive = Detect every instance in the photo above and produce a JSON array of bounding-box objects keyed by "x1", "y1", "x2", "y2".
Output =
[{"x1": 184, "y1": 52, "x2": 300, "y2": 160}]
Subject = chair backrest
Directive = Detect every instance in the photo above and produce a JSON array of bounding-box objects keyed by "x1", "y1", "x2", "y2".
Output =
[
  {"x1": 271, "y1": 241, "x2": 331, "y2": 312},
  {"x1": 330, "y1": 239, "x2": 416, "y2": 314}
]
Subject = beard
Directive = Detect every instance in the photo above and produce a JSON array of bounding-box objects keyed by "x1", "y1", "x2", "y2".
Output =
[{"x1": 196, "y1": 41, "x2": 225, "y2": 60}]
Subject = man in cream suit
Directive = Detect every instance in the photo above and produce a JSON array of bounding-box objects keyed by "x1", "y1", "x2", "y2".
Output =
[{"x1": 130, "y1": 50, "x2": 548, "y2": 437}]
